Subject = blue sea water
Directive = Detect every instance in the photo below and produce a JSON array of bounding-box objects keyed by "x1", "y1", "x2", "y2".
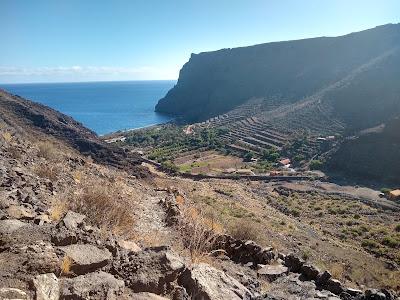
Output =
[{"x1": 0, "y1": 80, "x2": 175, "y2": 135}]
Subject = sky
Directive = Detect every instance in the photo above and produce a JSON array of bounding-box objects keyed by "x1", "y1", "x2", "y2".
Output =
[{"x1": 1, "y1": 0, "x2": 399, "y2": 83}]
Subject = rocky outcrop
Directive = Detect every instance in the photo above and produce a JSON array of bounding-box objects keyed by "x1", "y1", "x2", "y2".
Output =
[
  {"x1": 32, "y1": 273, "x2": 59, "y2": 300},
  {"x1": 112, "y1": 246, "x2": 185, "y2": 294},
  {"x1": 60, "y1": 271, "x2": 125, "y2": 299},
  {"x1": 179, "y1": 263, "x2": 254, "y2": 300},
  {"x1": 58, "y1": 244, "x2": 112, "y2": 275},
  {"x1": 257, "y1": 264, "x2": 288, "y2": 281},
  {"x1": 61, "y1": 211, "x2": 86, "y2": 231}
]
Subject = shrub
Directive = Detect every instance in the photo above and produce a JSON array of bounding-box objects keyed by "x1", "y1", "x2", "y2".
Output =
[
  {"x1": 329, "y1": 263, "x2": 345, "y2": 280},
  {"x1": 1, "y1": 131, "x2": 12, "y2": 143},
  {"x1": 310, "y1": 160, "x2": 323, "y2": 170},
  {"x1": 380, "y1": 188, "x2": 391, "y2": 194},
  {"x1": 50, "y1": 199, "x2": 67, "y2": 221},
  {"x1": 228, "y1": 219, "x2": 261, "y2": 243},
  {"x1": 382, "y1": 236, "x2": 399, "y2": 248},
  {"x1": 293, "y1": 154, "x2": 305, "y2": 162},
  {"x1": 60, "y1": 256, "x2": 73, "y2": 275},
  {"x1": 34, "y1": 164, "x2": 61, "y2": 182},
  {"x1": 161, "y1": 160, "x2": 179, "y2": 173},
  {"x1": 361, "y1": 239, "x2": 378, "y2": 248},
  {"x1": 291, "y1": 209, "x2": 300, "y2": 217},
  {"x1": 37, "y1": 142, "x2": 57, "y2": 160},
  {"x1": 177, "y1": 205, "x2": 221, "y2": 262},
  {"x1": 395, "y1": 224, "x2": 400, "y2": 232},
  {"x1": 69, "y1": 181, "x2": 135, "y2": 236},
  {"x1": 243, "y1": 151, "x2": 254, "y2": 162},
  {"x1": 301, "y1": 250, "x2": 311, "y2": 260}
]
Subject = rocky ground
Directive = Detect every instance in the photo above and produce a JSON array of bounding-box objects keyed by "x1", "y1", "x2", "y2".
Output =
[{"x1": 0, "y1": 90, "x2": 399, "y2": 299}]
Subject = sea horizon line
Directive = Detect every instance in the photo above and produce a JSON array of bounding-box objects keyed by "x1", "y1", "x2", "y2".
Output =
[{"x1": 0, "y1": 79, "x2": 177, "y2": 86}]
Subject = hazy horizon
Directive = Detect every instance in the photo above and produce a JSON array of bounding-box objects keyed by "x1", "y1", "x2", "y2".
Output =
[{"x1": 0, "y1": 79, "x2": 177, "y2": 85}]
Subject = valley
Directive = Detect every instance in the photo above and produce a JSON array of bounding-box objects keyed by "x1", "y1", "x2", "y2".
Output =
[{"x1": 1, "y1": 21, "x2": 400, "y2": 300}]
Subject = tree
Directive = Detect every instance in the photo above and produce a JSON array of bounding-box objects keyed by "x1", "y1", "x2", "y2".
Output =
[
  {"x1": 310, "y1": 160, "x2": 323, "y2": 170},
  {"x1": 243, "y1": 151, "x2": 254, "y2": 162},
  {"x1": 161, "y1": 160, "x2": 178, "y2": 174}
]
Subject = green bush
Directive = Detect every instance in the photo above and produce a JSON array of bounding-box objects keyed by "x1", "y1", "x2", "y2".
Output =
[
  {"x1": 243, "y1": 151, "x2": 254, "y2": 162},
  {"x1": 291, "y1": 209, "x2": 300, "y2": 217},
  {"x1": 310, "y1": 160, "x2": 323, "y2": 170},
  {"x1": 382, "y1": 236, "x2": 399, "y2": 248},
  {"x1": 380, "y1": 188, "x2": 391, "y2": 194},
  {"x1": 361, "y1": 239, "x2": 378, "y2": 248},
  {"x1": 161, "y1": 160, "x2": 178, "y2": 173}
]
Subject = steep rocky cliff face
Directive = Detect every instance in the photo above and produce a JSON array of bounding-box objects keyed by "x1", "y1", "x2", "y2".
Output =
[{"x1": 156, "y1": 24, "x2": 400, "y2": 123}]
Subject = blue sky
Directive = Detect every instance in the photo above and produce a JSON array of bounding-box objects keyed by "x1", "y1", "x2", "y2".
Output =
[{"x1": 1, "y1": 0, "x2": 399, "y2": 83}]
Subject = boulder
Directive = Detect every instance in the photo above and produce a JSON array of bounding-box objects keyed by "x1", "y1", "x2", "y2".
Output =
[
  {"x1": 117, "y1": 240, "x2": 142, "y2": 252},
  {"x1": 300, "y1": 264, "x2": 320, "y2": 280},
  {"x1": 315, "y1": 270, "x2": 332, "y2": 285},
  {"x1": 51, "y1": 228, "x2": 78, "y2": 246},
  {"x1": 0, "y1": 219, "x2": 28, "y2": 234},
  {"x1": 6, "y1": 205, "x2": 36, "y2": 220},
  {"x1": 32, "y1": 273, "x2": 59, "y2": 300},
  {"x1": 325, "y1": 278, "x2": 344, "y2": 295},
  {"x1": 58, "y1": 244, "x2": 112, "y2": 274},
  {"x1": 131, "y1": 292, "x2": 170, "y2": 300},
  {"x1": 27, "y1": 243, "x2": 61, "y2": 275},
  {"x1": 344, "y1": 287, "x2": 363, "y2": 297},
  {"x1": 0, "y1": 287, "x2": 28, "y2": 299},
  {"x1": 257, "y1": 264, "x2": 289, "y2": 281},
  {"x1": 264, "y1": 273, "x2": 340, "y2": 300},
  {"x1": 113, "y1": 246, "x2": 185, "y2": 294},
  {"x1": 61, "y1": 271, "x2": 124, "y2": 299},
  {"x1": 34, "y1": 214, "x2": 52, "y2": 226},
  {"x1": 283, "y1": 253, "x2": 304, "y2": 272},
  {"x1": 179, "y1": 263, "x2": 254, "y2": 300},
  {"x1": 365, "y1": 289, "x2": 387, "y2": 300},
  {"x1": 62, "y1": 211, "x2": 86, "y2": 230}
]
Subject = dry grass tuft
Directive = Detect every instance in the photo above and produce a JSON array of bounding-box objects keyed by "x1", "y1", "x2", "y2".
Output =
[
  {"x1": 329, "y1": 262, "x2": 345, "y2": 280},
  {"x1": 72, "y1": 170, "x2": 83, "y2": 184},
  {"x1": 50, "y1": 199, "x2": 68, "y2": 221},
  {"x1": 1, "y1": 131, "x2": 13, "y2": 143},
  {"x1": 69, "y1": 181, "x2": 135, "y2": 236},
  {"x1": 37, "y1": 141, "x2": 58, "y2": 160},
  {"x1": 60, "y1": 256, "x2": 73, "y2": 276},
  {"x1": 176, "y1": 194, "x2": 185, "y2": 207},
  {"x1": 228, "y1": 219, "x2": 261, "y2": 243},
  {"x1": 34, "y1": 164, "x2": 61, "y2": 182},
  {"x1": 177, "y1": 204, "x2": 222, "y2": 262}
]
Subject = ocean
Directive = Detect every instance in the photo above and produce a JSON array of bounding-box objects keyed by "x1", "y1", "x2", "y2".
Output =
[{"x1": 0, "y1": 80, "x2": 175, "y2": 135}]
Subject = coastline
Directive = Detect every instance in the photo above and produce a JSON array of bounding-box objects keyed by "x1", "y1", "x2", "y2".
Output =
[{"x1": 99, "y1": 118, "x2": 177, "y2": 139}]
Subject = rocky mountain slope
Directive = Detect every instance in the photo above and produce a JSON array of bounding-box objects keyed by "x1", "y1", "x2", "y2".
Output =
[
  {"x1": 1, "y1": 90, "x2": 399, "y2": 299},
  {"x1": 0, "y1": 89, "x2": 147, "y2": 176},
  {"x1": 327, "y1": 117, "x2": 400, "y2": 185},
  {"x1": 156, "y1": 24, "x2": 400, "y2": 124}
]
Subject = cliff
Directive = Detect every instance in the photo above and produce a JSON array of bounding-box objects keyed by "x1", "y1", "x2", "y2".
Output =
[{"x1": 156, "y1": 24, "x2": 400, "y2": 123}]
